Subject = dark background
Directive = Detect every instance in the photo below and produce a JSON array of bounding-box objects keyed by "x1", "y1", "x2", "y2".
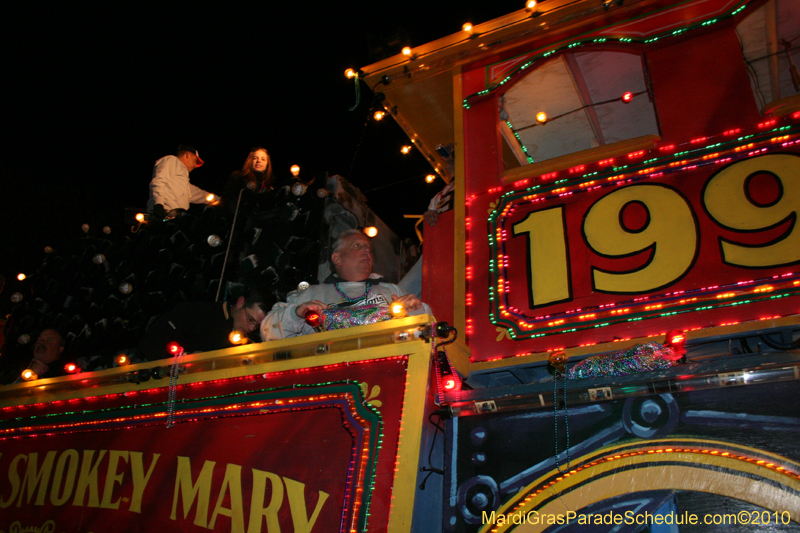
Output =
[{"x1": 1, "y1": 1, "x2": 515, "y2": 284}]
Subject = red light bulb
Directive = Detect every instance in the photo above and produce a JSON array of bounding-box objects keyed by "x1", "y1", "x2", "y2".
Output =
[
  {"x1": 665, "y1": 329, "x2": 687, "y2": 357},
  {"x1": 305, "y1": 312, "x2": 320, "y2": 328},
  {"x1": 622, "y1": 92, "x2": 633, "y2": 103},
  {"x1": 167, "y1": 342, "x2": 183, "y2": 355},
  {"x1": 444, "y1": 378, "x2": 457, "y2": 390},
  {"x1": 64, "y1": 362, "x2": 79, "y2": 374}
]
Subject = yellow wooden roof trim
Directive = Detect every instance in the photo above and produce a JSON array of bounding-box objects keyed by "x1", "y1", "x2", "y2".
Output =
[
  {"x1": 762, "y1": 93, "x2": 800, "y2": 118},
  {"x1": 502, "y1": 134, "x2": 661, "y2": 185}
]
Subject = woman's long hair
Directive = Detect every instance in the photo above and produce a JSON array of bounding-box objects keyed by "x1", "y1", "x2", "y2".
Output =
[{"x1": 240, "y1": 147, "x2": 273, "y2": 192}]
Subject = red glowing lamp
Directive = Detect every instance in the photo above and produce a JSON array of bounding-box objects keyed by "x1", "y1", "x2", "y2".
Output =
[
  {"x1": 444, "y1": 378, "x2": 457, "y2": 390},
  {"x1": 665, "y1": 329, "x2": 687, "y2": 355},
  {"x1": 305, "y1": 312, "x2": 320, "y2": 328},
  {"x1": 167, "y1": 342, "x2": 184, "y2": 356},
  {"x1": 64, "y1": 362, "x2": 79, "y2": 374},
  {"x1": 622, "y1": 92, "x2": 633, "y2": 103}
]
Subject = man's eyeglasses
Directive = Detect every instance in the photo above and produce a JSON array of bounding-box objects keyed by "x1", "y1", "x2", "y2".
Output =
[{"x1": 244, "y1": 308, "x2": 260, "y2": 330}]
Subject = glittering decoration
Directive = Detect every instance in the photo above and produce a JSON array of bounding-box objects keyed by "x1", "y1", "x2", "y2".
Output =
[
  {"x1": 317, "y1": 305, "x2": 391, "y2": 331},
  {"x1": 566, "y1": 342, "x2": 682, "y2": 380},
  {"x1": 166, "y1": 346, "x2": 184, "y2": 428}
]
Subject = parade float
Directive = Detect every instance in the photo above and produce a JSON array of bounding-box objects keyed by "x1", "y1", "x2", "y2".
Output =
[
  {"x1": 2, "y1": 0, "x2": 800, "y2": 531},
  {"x1": 360, "y1": 0, "x2": 800, "y2": 530}
]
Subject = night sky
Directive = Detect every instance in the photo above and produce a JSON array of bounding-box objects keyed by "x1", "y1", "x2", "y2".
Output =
[{"x1": 1, "y1": 2, "x2": 515, "y2": 283}]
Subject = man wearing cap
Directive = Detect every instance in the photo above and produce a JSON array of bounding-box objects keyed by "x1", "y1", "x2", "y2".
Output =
[
  {"x1": 260, "y1": 229, "x2": 432, "y2": 340},
  {"x1": 147, "y1": 144, "x2": 215, "y2": 219}
]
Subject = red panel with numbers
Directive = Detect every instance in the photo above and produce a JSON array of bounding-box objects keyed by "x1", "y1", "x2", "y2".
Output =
[{"x1": 466, "y1": 119, "x2": 800, "y2": 361}]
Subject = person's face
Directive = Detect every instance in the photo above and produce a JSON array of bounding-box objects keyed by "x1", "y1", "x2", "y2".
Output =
[
  {"x1": 251, "y1": 150, "x2": 269, "y2": 173},
  {"x1": 33, "y1": 329, "x2": 64, "y2": 364},
  {"x1": 332, "y1": 233, "x2": 374, "y2": 281},
  {"x1": 179, "y1": 152, "x2": 199, "y2": 172},
  {"x1": 231, "y1": 297, "x2": 267, "y2": 334}
]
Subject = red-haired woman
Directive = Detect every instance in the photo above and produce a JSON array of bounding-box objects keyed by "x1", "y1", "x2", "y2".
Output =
[
  {"x1": 236, "y1": 147, "x2": 273, "y2": 192},
  {"x1": 223, "y1": 147, "x2": 274, "y2": 213}
]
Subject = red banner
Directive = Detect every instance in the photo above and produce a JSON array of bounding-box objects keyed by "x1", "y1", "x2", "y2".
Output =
[{"x1": 0, "y1": 355, "x2": 410, "y2": 532}]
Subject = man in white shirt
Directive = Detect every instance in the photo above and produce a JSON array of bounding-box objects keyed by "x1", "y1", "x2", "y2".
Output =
[{"x1": 147, "y1": 144, "x2": 214, "y2": 218}]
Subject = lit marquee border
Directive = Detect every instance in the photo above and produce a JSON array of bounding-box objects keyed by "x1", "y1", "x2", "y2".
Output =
[
  {"x1": 482, "y1": 438, "x2": 800, "y2": 533},
  {"x1": 0, "y1": 378, "x2": 385, "y2": 533},
  {"x1": 486, "y1": 118, "x2": 800, "y2": 342}
]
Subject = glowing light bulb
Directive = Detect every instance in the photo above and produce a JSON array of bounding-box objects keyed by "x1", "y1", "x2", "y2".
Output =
[
  {"x1": 373, "y1": 110, "x2": 386, "y2": 121},
  {"x1": 229, "y1": 330, "x2": 248, "y2": 345},
  {"x1": 462, "y1": 22, "x2": 473, "y2": 33},
  {"x1": 401, "y1": 145, "x2": 412, "y2": 155},
  {"x1": 389, "y1": 301, "x2": 406, "y2": 318},
  {"x1": 207, "y1": 235, "x2": 222, "y2": 247},
  {"x1": 402, "y1": 46, "x2": 412, "y2": 56},
  {"x1": 665, "y1": 329, "x2": 687, "y2": 355},
  {"x1": 17, "y1": 273, "x2": 26, "y2": 281},
  {"x1": 344, "y1": 68, "x2": 357, "y2": 79},
  {"x1": 363, "y1": 226, "x2": 378, "y2": 238},
  {"x1": 64, "y1": 362, "x2": 79, "y2": 374},
  {"x1": 536, "y1": 111, "x2": 547, "y2": 124},
  {"x1": 167, "y1": 342, "x2": 183, "y2": 355},
  {"x1": 425, "y1": 174, "x2": 436, "y2": 183},
  {"x1": 135, "y1": 213, "x2": 146, "y2": 223},
  {"x1": 444, "y1": 378, "x2": 456, "y2": 390},
  {"x1": 290, "y1": 165, "x2": 300, "y2": 177},
  {"x1": 305, "y1": 311, "x2": 320, "y2": 328},
  {"x1": 526, "y1": 0, "x2": 537, "y2": 9},
  {"x1": 115, "y1": 354, "x2": 129, "y2": 366},
  {"x1": 622, "y1": 92, "x2": 633, "y2": 103},
  {"x1": 21, "y1": 369, "x2": 38, "y2": 382}
]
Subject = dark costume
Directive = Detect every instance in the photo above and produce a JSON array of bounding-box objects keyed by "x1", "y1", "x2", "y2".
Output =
[
  {"x1": 221, "y1": 171, "x2": 273, "y2": 215},
  {"x1": 138, "y1": 302, "x2": 236, "y2": 360}
]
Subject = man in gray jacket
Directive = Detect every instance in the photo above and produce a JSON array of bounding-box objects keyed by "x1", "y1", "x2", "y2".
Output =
[
  {"x1": 260, "y1": 229, "x2": 432, "y2": 340},
  {"x1": 146, "y1": 144, "x2": 215, "y2": 218}
]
